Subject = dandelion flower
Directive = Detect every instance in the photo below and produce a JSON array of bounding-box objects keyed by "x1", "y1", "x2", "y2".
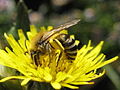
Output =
[{"x1": 0, "y1": 25, "x2": 118, "y2": 89}]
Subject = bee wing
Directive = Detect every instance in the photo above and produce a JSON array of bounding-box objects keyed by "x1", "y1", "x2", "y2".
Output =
[
  {"x1": 41, "y1": 19, "x2": 80, "y2": 42},
  {"x1": 51, "y1": 19, "x2": 80, "y2": 32}
]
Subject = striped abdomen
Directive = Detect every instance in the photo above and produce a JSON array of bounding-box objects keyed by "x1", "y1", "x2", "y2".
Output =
[{"x1": 57, "y1": 34, "x2": 78, "y2": 59}]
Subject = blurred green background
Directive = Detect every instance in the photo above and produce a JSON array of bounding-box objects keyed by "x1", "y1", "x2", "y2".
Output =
[{"x1": 0, "y1": 0, "x2": 120, "y2": 90}]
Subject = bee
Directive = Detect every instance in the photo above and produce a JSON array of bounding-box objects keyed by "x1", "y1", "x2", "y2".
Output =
[{"x1": 30, "y1": 19, "x2": 80, "y2": 66}]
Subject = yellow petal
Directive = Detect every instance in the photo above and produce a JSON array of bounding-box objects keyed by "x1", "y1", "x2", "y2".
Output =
[
  {"x1": 0, "y1": 76, "x2": 26, "y2": 82},
  {"x1": 47, "y1": 26, "x2": 53, "y2": 31},
  {"x1": 21, "y1": 78, "x2": 31, "y2": 86},
  {"x1": 70, "y1": 81, "x2": 94, "y2": 85},
  {"x1": 51, "y1": 82, "x2": 61, "y2": 89},
  {"x1": 61, "y1": 83, "x2": 79, "y2": 89}
]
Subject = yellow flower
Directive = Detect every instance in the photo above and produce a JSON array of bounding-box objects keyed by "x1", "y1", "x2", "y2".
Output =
[{"x1": 0, "y1": 25, "x2": 118, "y2": 89}]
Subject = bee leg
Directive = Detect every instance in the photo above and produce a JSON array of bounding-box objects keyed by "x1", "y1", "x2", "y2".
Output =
[
  {"x1": 34, "y1": 52, "x2": 41, "y2": 66},
  {"x1": 45, "y1": 41, "x2": 53, "y2": 53},
  {"x1": 31, "y1": 51, "x2": 40, "y2": 66},
  {"x1": 24, "y1": 51, "x2": 28, "y2": 55}
]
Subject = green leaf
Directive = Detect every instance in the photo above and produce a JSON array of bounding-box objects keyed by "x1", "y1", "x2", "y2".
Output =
[
  {"x1": 16, "y1": 0, "x2": 30, "y2": 32},
  {"x1": 104, "y1": 65, "x2": 120, "y2": 90}
]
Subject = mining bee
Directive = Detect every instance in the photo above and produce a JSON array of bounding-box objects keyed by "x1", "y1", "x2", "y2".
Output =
[{"x1": 30, "y1": 19, "x2": 80, "y2": 66}]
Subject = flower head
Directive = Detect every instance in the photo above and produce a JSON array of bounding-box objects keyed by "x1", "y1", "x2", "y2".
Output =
[{"x1": 0, "y1": 25, "x2": 118, "y2": 89}]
